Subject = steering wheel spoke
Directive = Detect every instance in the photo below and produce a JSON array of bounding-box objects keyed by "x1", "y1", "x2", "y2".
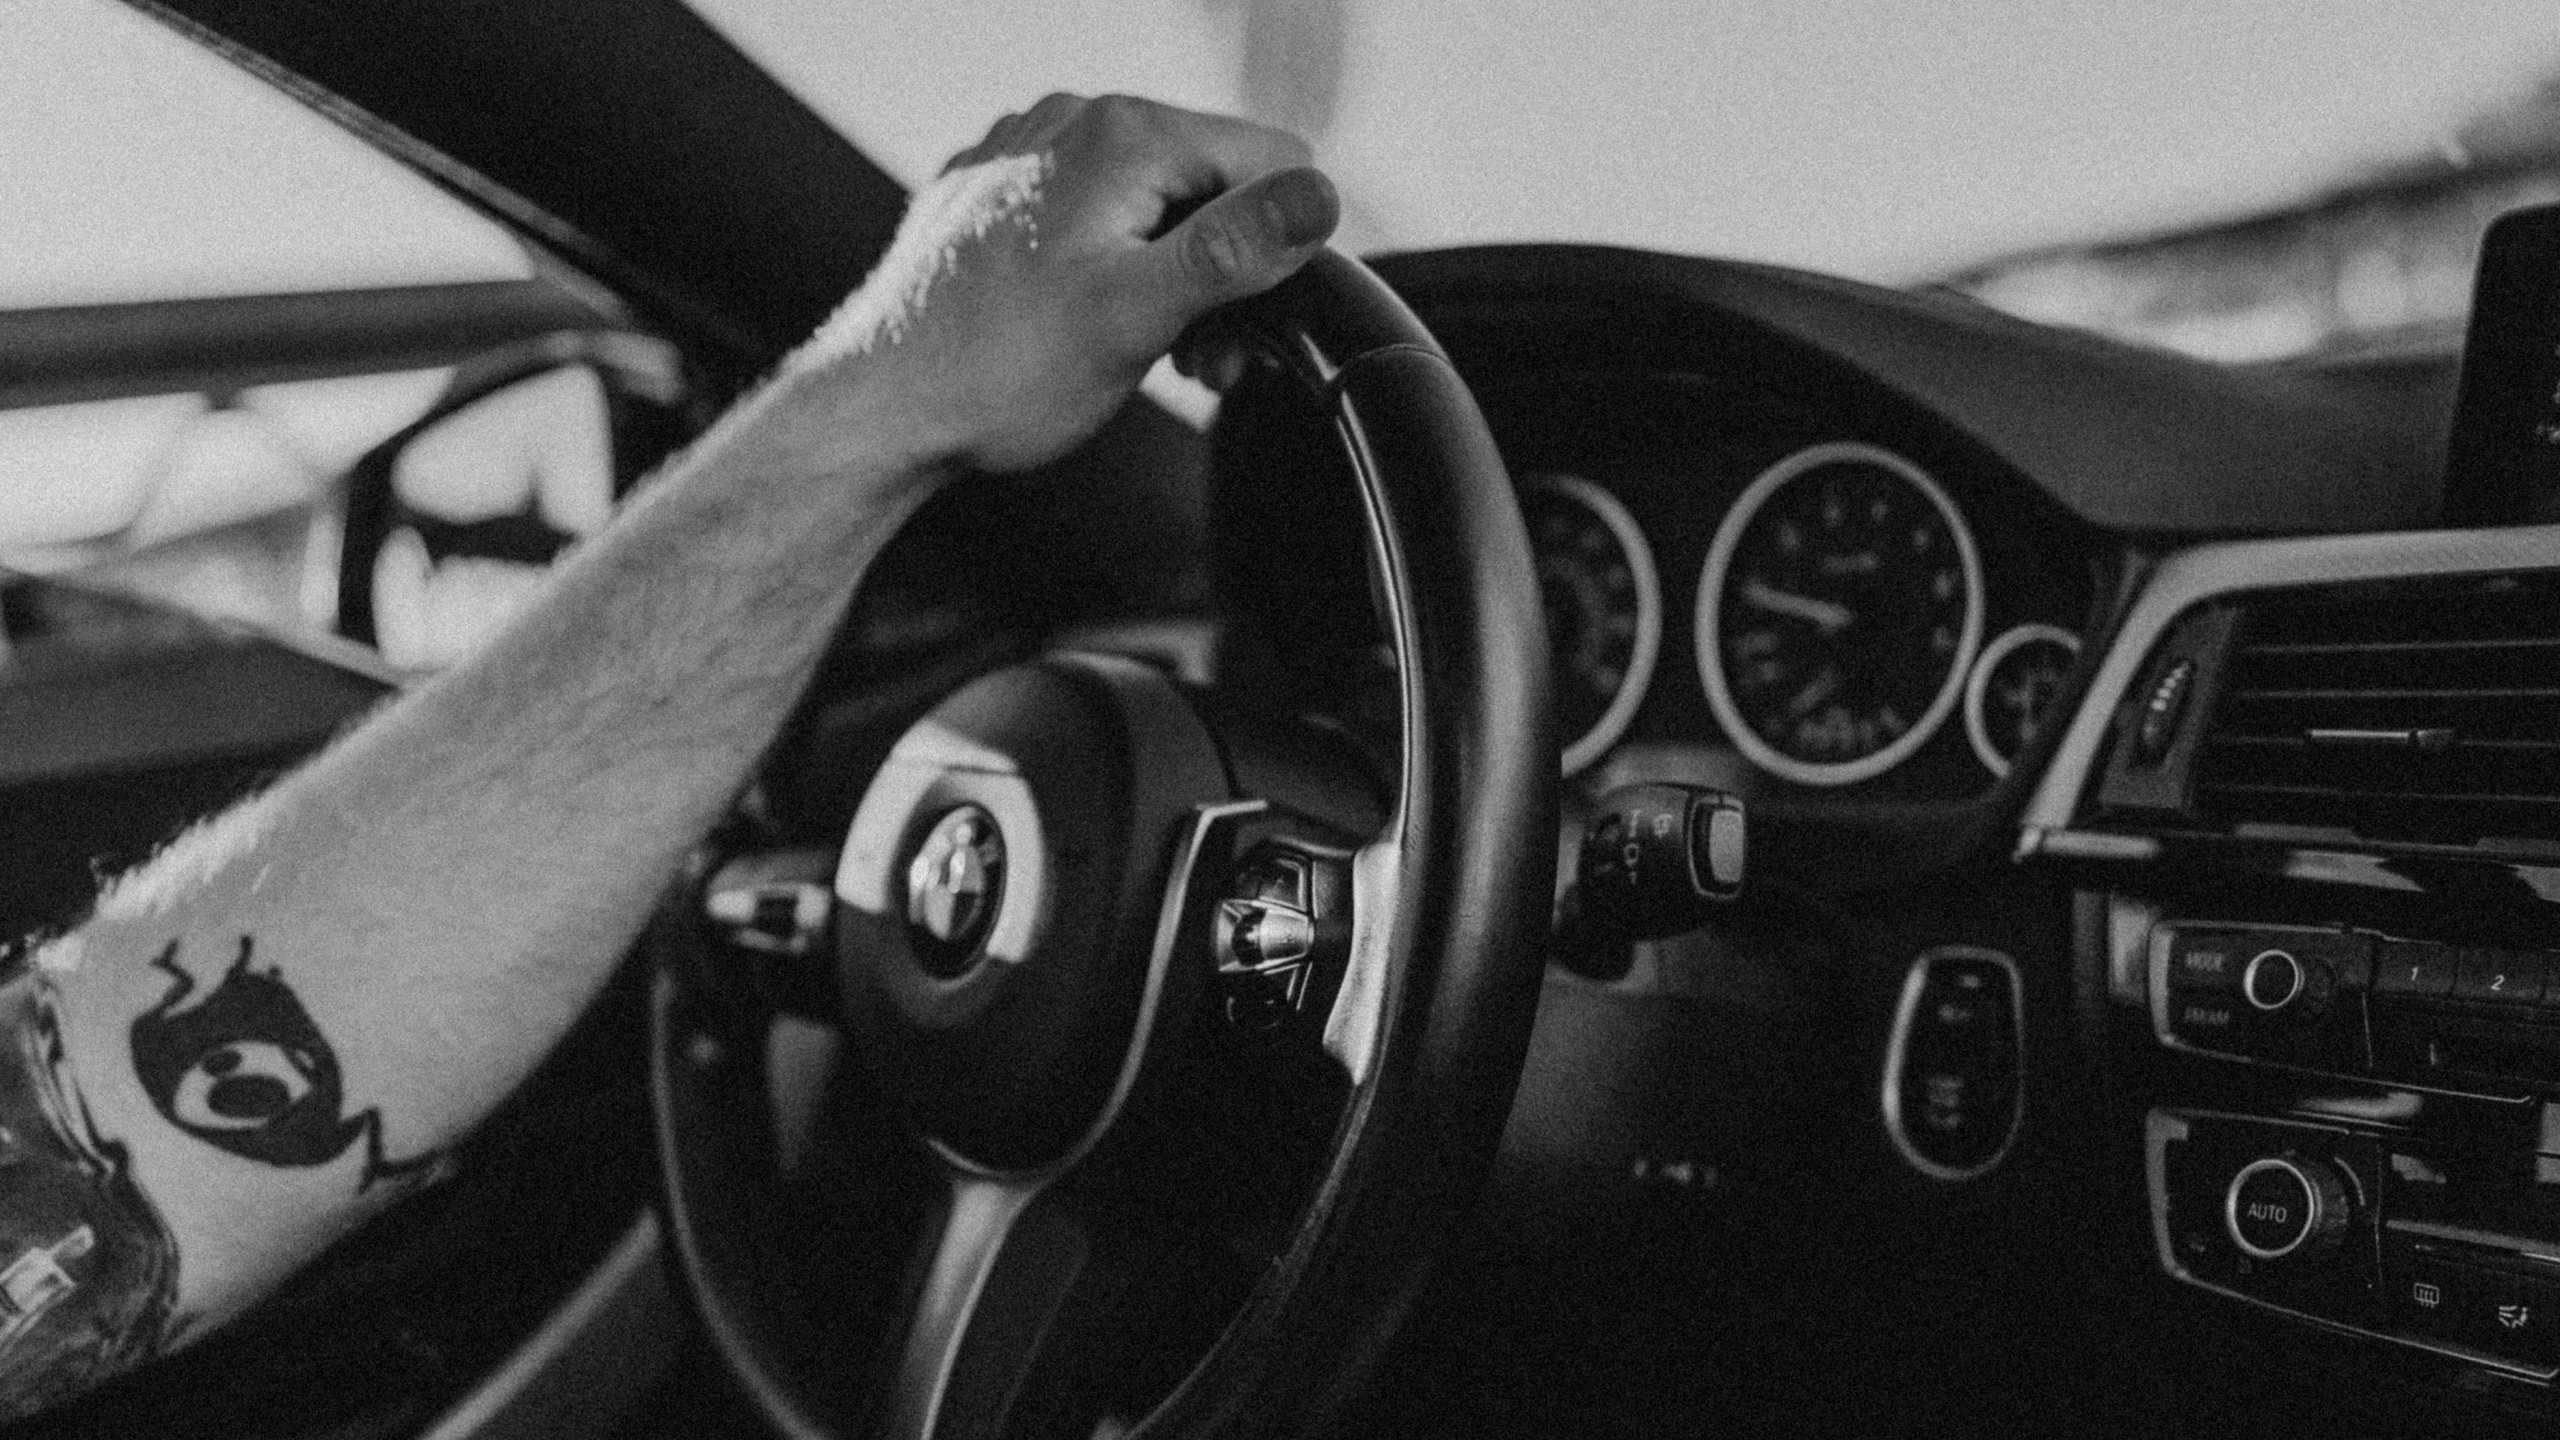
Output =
[
  {"x1": 1323, "y1": 836, "x2": 1401, "y2": 1085},
  {"x1": 882, "y1": 1159, "x2": 1296, "y2": 1440},
  {"x1": 879, "y1": 1176, "x2": 1067, "y2": 1440}
]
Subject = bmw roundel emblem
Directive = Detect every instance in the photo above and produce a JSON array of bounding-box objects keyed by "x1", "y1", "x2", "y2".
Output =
[{"x1": 904, "y1": 804, "x2": 1006, "y2": 973}]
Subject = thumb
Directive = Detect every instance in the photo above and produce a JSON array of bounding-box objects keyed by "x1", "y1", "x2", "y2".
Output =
[{"x1": 1153, "y1": 166, "x2": 1341, "y2": 315}]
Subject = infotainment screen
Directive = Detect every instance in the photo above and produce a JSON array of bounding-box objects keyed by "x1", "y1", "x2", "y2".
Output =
[{"x1": 2442, "y1": 202, "x2": 2560, "y2": 526}]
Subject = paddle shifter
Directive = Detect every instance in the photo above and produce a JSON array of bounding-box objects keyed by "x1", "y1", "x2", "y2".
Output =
[{"x1": 1564, "y1": 784, "x2": 1746, "y2": 966}]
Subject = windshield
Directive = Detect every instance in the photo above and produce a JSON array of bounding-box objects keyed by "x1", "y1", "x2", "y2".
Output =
[
  {"x1": 1, "y1": 0, "x2": 529, "y2": 308},
  {"x1": 8, "y1": 0, "x2": 2560, "y2": 639},
  {"x1": 690, "y1": 0, "x2": 2560, "y2": 359}
]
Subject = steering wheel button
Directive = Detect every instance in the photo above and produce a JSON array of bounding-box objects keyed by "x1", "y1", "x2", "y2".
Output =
[
  {"x1": 1223, "y1": 900, "x2": 1314, "y2": 966},
  {"x1": 1236, "y1": 854, "x2": 1311, "y2": 910}
]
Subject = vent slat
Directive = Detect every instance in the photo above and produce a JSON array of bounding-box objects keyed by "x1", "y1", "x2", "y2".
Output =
[
  {"x1": 2226, "y1": 688, "x2": 2560, "y2": 702},
  {"x1": 2203, "y1": 735, "x2": 2560, "y2": 754},
  {"x1": 2196, "y1": 783, "x2": 2560, "y2": 808},
  {"x1": 2184, "y1": 570, "x2": 2560, "y2": 848},
  {"x1": 2243, "y1": 636, "x2": 2560, "y2": 658}
]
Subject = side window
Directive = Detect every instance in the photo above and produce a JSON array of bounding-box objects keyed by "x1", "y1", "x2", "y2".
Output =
[{"x1": 0, "y1": 0, "x2": 683, "y2": 669}]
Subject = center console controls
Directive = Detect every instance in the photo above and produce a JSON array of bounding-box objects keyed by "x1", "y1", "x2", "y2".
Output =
[
  {"x1": 2152, "y1": 1109, "x2": 2560, "y2": 1379},
  {"x1": 2153, "y1": 921, "x2": 2560, "y2": 1098}
]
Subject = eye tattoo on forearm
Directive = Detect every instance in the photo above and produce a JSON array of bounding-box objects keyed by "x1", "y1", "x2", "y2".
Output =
[{"x1": 133, "y1": 939, "x2": 435, "y2": 1191}]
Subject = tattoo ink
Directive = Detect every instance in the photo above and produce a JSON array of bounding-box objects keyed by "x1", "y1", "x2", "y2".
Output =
[{"x1": 132, "y1": 940, "x2": 431, "y2": 1190}]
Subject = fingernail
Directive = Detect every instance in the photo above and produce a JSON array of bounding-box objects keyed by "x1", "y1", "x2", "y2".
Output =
[{"x1": 1260, "y1": 168, "x2": 1340, "y2": 249}]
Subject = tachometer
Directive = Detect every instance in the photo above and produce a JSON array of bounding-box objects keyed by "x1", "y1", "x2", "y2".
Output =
[
  {"x1": 1696, "y1": 441, "x2": 1983, "y2": 786},
  {"x1": 1521, "y1": 473, "x2": 1661, "y2": 776}
]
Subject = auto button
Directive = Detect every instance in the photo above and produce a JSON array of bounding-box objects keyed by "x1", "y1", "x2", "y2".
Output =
[{"x1": 2224, "y1": 1155, "x2": 2348, "y2": 1260}]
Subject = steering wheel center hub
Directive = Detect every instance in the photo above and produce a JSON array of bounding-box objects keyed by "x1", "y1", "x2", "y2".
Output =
[{"x1": 832, "y1": 656, "x2": 1231, "y2": 1174}]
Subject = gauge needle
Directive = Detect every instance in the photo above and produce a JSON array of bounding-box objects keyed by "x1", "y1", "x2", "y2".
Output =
[
  {"x1": 1787, "y1": 667, "x2": 1842, "y2": 719},
  {"x1": 1741, "y1": 577, "x2": 1853, "y2": 634}
]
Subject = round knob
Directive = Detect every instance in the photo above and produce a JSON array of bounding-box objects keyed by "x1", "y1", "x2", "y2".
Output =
[
  {"x1": 2224, "y1": 1155, "x2": 2349, "y2": 1260},
  {"x1": 2242, "y1": 948, "x2": 2305, "y2": 1012}
]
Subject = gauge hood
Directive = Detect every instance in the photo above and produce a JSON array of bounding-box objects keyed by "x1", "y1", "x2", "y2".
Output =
[{"x1": 1372, "y1": 245, "x2": 2456, "y2": 537}]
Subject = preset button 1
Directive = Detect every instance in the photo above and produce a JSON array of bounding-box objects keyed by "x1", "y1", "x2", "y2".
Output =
[{"x1": 2374, "y1": 941, "x2": 2458, "y2": 998}]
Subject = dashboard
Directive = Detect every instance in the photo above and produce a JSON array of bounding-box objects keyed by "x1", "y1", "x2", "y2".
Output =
[{"x1": 1181, "y1": 241, "x2": 2560, "y2": 1437}]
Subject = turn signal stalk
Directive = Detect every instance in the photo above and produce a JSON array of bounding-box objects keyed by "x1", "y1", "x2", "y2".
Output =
[{"x1": 1563, "y1": 784, "x2": 1744, "y2": 967}]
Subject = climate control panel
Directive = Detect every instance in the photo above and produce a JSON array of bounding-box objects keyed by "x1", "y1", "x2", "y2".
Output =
[{"x1": 2151, "y1": 1110, "x2": 2560, "y2": 1380}]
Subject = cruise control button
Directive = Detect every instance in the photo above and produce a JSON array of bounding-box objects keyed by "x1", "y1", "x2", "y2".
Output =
[
  {"x1": 2373, "y1": 941, "x2": 2457, "y2": 999},
  {"x1": 2457, "y1": 948, "x2": 2548, "y2": 1007}
]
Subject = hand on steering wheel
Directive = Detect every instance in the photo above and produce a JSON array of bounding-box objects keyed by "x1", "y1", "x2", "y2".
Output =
[
  {"x1": 791, "y1": 93, "x2": 1339, "y2": 475},
  {"x1": 652, "y1": 96, "x2": 1552, "y2": 1440}
]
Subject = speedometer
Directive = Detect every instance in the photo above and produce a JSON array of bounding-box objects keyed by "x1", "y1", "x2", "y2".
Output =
[
  {"x1": 1521, "y1": 473, "x2": 1661, "y2": 776},
  {"x1": 1696, "y1": 441, "x2": 1983, "y2": 786}
]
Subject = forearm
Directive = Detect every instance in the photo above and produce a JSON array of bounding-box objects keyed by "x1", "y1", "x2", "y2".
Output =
[
  {"x1": 0, "y1": 94, "x2": 1336, "y2": 1419},
  {"x1": 28, "y1": 353, "x2": 951, "y2": 1359}
]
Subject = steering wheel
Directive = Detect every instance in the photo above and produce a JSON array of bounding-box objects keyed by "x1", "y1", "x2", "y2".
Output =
[{"x1": 649, "y1": 249, "x2": 1556, "y2": 1440}]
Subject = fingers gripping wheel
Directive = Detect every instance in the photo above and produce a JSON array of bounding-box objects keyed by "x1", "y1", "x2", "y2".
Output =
[{"x1": 650, "y1": 248, "x2": 1556, "y2": 1440}]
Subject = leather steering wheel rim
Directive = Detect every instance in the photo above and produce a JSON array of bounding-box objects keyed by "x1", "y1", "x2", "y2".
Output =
[{"x1": 649, "y1": 247, "x2": 1556, "y2": 1439}]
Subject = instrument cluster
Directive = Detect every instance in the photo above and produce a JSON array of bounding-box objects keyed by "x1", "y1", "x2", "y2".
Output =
[
  {"x1": 1508, "y1": 421, "x2": 2088, "y2": 793},
  {"x1": 1212, "y1": 368, "x2": 2092, "y2": 798}
]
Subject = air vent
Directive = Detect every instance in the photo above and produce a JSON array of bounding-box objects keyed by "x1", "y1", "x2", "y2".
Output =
[{"x1": 2191, "y1": 571, "x2": 2560, "y2": 849}]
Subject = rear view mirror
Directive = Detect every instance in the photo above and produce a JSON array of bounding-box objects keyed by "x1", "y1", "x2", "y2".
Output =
[{"x1": 336, "y1": 336, "x2": 695, "y2": 671}]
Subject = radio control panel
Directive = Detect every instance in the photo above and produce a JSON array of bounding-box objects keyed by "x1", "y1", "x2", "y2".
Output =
[{"x1": 2151, "y1": 921, "x2": 2560, "y2": 1096}]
